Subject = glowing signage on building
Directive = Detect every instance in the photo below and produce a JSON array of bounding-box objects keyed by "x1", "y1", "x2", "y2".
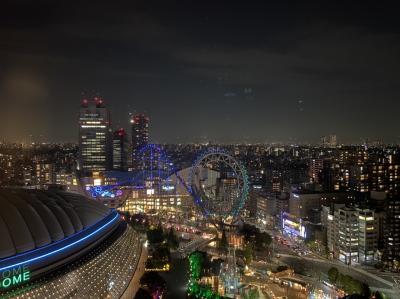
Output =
[
  {"x1": 282, "y1": 213, "x2": 307, "y2": 239},
  {"x1": 162, "y1": 185, "x2": 175, "y2": 191},
  {"x1": 0, "y1": 265, "x2": 30, "y2": 289}
]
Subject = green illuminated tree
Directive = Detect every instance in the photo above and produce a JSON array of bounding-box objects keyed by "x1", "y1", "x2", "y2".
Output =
[{"x1": 189, "y1": 251, "x2": 204, "y2": 280}]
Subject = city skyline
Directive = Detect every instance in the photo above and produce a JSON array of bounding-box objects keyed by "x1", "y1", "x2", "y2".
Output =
[
  {"x1": 0, "y1": 96, "x2": 396, "y2": 146},
  {"x1": 1, "y1": 1, "x2": 400, "y2": 144},
  {"x1": 1, "y1": 2, "x2": 400, "y2": 298}
]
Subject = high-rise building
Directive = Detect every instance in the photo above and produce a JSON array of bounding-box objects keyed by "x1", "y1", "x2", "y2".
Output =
[
  {"x1": 357, "y1": 208, "x2": 380, "y2": 263},
  {"x1": 350, "y1": 165, "x2": 369, "y2": 193},
  {"x1": 78, "y1": 97, "x2": 112, "y2": 174},
  {"x1": 383, "y1": 151, "x2": 400, "y2": 268},
  {"x1": 321, "y1": 134, "x2": 337, "y2": 147},
  {"x1": 112, "y1": 128, "x2": 129, "y2": 171},
  {"x1": 327, "y1": 205, "x2": 381, "y2": 264},
  {"x1": 131, "y1": 113, "x2": 149, "y2": 170},
  {"x1": 368, "y1": 154, "x2": 388, "y2": 192},
  {"x1": 309, "y1": 158, "x2": 323, "y2": 183},
  {"x1": 265, "y1": 169, "x2": 283, "y2": 193}
]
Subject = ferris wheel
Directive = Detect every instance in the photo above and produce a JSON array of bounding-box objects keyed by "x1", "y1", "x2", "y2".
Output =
[{"x1": 188, "y1": 148, "x2": 249, "y2": 221}]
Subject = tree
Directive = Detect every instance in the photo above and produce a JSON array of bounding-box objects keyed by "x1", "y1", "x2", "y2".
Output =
[
  {"x1": 166, "y1": 227, "x2": 179, "y2": 249},
  {"x1": 243, "y1": 243, "x2": 253, "y2": 265},
  {"x1": 328, "y1": 267, "x2": 339, "y2": 284},
  {"x1": 374, "y1": 291, "x2": 385, "y2": 299},
  {"x1": 152, "y1": 245, "x2": 170, "y2": 261},
  {"x1": 254, "y1": 231, "x2": 272, "y2": 250},
  {"x1": 277, "y1": 265, "x2": 289, "y2": 272},
  {"x1": 341, "y1": 274, "x2": 354, "y2": 292},
  {"x1": 347, "y1": 278, "x2": 362, "y2": 294},
  {"x1": 140, "y1": 272, "x2": 166, "y2": 297},
  {"x1": 218, "y1": 229, "x2": 228, "y2": 252},
  {"x1": 130, "y1": 213, "x2": 149, "y2": 233},
  {"x1": 359, "y1": 282, "x2": 371, "y2": 298},
  {"x1": 146, "y1": 226, "x2": 164, "y2": 245},
  {"x1": 241, "y1": 223, "x2": 258, "y2": 243},
  {"x1": 336, "y1": 272, "x2": 344, "y2": 288},
  {"x1": 135, "y1": 288, "x2": 152, "y2": 299},
  {"x1": 242, "y1": 288, "x2": 260, "y2": 299}
]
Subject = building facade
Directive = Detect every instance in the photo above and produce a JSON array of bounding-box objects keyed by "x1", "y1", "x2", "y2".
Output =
[
  {"x1": 78, "y1": 97, "x2": 112, "y2": 174},
  {"x1": 131, "y1": 113, "x2": 149, "y2": 170},
  {"x1": 112, "y1": 128, "x2": 129, "y2": 171},
  {"x1": 383, "y1": 152, "x2": 400, "y2": 268},
  {"x1": 326, "y1": 205, "x2": 381, "y2": 265}
]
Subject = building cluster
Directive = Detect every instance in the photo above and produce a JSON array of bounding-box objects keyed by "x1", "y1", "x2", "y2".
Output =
[
  {"x1": 78, "y1": 97, "x2": 149, "y2": 174},
  {"x1": 0, "y1": 142, "x2": 78, "y2": 190},
  {"x1": 1, "y1": 101, "x2": 400, "y2": 270},
  {"x1": 246, "y1": 145, "x2": 400, "y2": 269}
]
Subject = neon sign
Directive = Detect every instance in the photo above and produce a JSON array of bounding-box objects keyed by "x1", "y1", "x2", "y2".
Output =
[
  {"x1": 162, "y1": 185, "x2": 175, "y2": 191},
  {"x1": 0, "y1": 265, "x2": 30, "y2": 289},
  {"x1": 88, "y1": 186, "x2": 123, "y2": 198}
]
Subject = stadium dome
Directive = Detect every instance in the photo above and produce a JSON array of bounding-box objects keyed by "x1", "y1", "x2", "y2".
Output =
[{"x1": 0, "y1": 188, "x2": 121, "y2": 275}]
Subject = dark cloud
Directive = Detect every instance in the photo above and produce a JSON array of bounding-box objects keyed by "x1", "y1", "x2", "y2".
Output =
[{"x1": 0, "y1": 1, "x2": 399, "y2": 143}]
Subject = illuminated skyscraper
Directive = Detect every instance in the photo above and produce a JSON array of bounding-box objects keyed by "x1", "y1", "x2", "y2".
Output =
[
  {"x1": 78, "y1": 97, "x2": 112, "y2": 174},
  {"x1": 383, "y1": 151, "x2": 400, "y2": 268},
  {"x1": 130, "y1": 113, "x2": 149, "y2": 170},
  {"x1": 321, "y1": 134, "x2": 337, "y2": 147},
  {"x1": 309, "y1": 158, "x2": 323, "y2": 183},
  {"x1": 112, "y1": 128, "x2": 129, "y2": 171}
]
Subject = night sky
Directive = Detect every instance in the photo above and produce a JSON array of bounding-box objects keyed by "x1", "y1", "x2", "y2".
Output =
[{"x1": 1, "y1": 1, "x2": 399, "y2": 144}]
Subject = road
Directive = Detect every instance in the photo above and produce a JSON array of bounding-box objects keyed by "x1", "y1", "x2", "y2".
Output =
[
  {"x1": 252, "y1": 222, "x2": 400, "y2": 297},
  {"x1": 276, "y1": 253, "x2": 400, "y2": 298},
  {"x1": 176, "y1": 237, "x2": 215, "y2": 258}
]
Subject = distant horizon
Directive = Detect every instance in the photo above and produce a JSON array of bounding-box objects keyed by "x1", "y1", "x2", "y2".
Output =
[{"x1": 1, "y1": 139, "x2": 398, "y2": 147}]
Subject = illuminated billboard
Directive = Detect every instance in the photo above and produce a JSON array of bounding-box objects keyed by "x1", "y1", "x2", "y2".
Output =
[{"x1": 281, "y1": 212, "x2": 307, "y2": 239}]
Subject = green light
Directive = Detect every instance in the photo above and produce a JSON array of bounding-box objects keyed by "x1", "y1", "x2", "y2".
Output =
[{"x1": 0, "y1": 265, "x2": 30, "y2": 289}]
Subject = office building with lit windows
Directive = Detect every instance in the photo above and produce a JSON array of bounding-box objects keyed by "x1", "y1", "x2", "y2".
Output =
[
  {"x1": 309, "y1": 158, "x2": 323, "y2": 183},
  {"x1": 383, "y1": 152, "x2": 400, "y2": 268},
  {"x1": 112, "y1": 128, "x2": 129, "y2": 171},
  {"x1": 78, "y1": 97, "x2": 112, "y2": 174},
  {"x1": 0, "y1": 188, "x2": 146, "y2": 298},
  {"x1": 326, "y1": 205, "x2": 380, "y2": 264},
  {"x1": 130, "y1": 114, "x2": 149, "y2": 170}
]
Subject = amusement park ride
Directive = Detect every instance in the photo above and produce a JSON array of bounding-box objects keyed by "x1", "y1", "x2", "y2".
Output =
[
  {"x1": 83, "y1": 145, "x2": 249, "y2": 221},
  {"x1": 188, "y1": 148, "x2": 249, "y2": 296},
  {"x1": 81, "y1": 145, "x2": 249, "y2": 295},
  {"x1": 83, "y1": 144, "x2": 176, "y2": 202}
]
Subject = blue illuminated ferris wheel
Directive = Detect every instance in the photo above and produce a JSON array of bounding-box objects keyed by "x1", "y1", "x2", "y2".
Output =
[{"x1": 188, "y1": 148, "x2": 249, "y2": 220}]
